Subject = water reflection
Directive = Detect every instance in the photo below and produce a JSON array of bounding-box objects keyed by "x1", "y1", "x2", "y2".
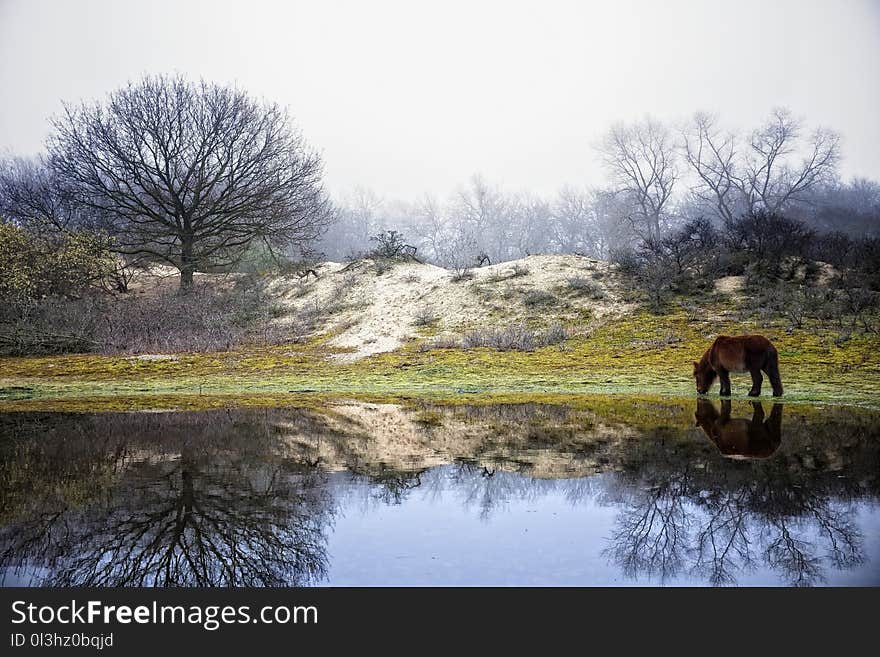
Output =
[
  {"x1": 695, "y1": 399, "x2": 782, "y2": 459},
  {"x1": 0, "y1": 412, "x2": 332, "y2": 586},
  {"x1": 0, "y1": 400, "x2": 878, "y2": 586}
]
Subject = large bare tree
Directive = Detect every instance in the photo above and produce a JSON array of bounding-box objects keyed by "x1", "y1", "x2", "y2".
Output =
[
  {"x1": 597, "y1": 117, "x2": 678, "y2": 240},
  {"x1": 48, "y1": 75, "x2": 331, "y2": 290},
  {"x1": 682, "y1": 108, "x2": 840, "y2": 222}
]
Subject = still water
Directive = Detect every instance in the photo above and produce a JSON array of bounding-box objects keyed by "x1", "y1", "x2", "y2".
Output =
[{"x1": 1, "y1": 398, "x2": 878, "y2": 586}]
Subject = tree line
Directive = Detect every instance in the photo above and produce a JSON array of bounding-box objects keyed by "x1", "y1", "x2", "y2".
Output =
[
  {"x1": 322, "y1": 109, "x2": 877, "y2": 267},
  {"x1": 0, "y1": 74, "x2": 878, "y2": 354}
]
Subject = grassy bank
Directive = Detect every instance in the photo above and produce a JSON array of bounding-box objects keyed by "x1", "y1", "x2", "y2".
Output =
[{"x1": 2, "y1": 307, "x2": 879, "y2": 411}]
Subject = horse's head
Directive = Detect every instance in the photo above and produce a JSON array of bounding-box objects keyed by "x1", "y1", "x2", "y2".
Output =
[
  {"x1": 693, "y1": 359, "x2": 717, "y2": 395},
  {"x1": 694, "y1": 398, "x2": 719, "y2": 434}
]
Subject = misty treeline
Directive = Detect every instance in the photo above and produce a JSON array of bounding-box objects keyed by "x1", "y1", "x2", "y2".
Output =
[
  {"x1": 320, "y1": 109, "x2": 877, "y2": 266},
  {"x1": 319, "y1": 108, "x2": 879, "y2": 331}
]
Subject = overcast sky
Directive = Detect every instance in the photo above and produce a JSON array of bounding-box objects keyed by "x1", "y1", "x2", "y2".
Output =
[{"x1": 1, "y1": 0, "x2": 879, "y2": 200}]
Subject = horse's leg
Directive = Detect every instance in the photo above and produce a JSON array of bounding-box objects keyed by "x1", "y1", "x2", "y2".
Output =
[
  {"x1": 718, "y1": 369, "x2": 732, "y2": 397},
  {"x1": 764, "y1": 352, "x2": 784, "y2": 397},
  {"x1": 748, "y1": 368, "x2": 763, "y2": 396},
  {"x1": 720, "y1": 399, "x2": 732, "y2": 420},
  {"x1": 764, "y1": 403, "x2": 784, "y2": 454},
  {"x1": 767, "y1": 403, "x2": 784, "y2": 434},
  {"x1": 750, "y1": 401, "x2": 765, "y2": 423}
]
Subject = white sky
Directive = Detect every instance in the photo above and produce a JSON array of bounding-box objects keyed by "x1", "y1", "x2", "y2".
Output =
[{"x1": 1, "y1": 0, "x2": 879, "y2": 200}]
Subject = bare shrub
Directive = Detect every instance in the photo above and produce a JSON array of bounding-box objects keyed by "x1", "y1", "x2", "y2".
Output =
[
  {"x1": 511, "y1": 263, "x2": 530, "y2": 278},
  {"x1": 449, "y1": 267, "x2": 473, "y2": 282},
  {"x1": 419, "y1": 335, "x2": 459, "y2": 351},
  {"x1": 412, "y1": 306, "x2": 438, "y2": 327},
  {"x1": 0, "y1": 277, "x2": 305, "y2": 356},
  {"x1": 373, "y1": 259, "x2": 393, "y2": 275},
  {"x1": 522, "y1": 290, "x2": 556, "y2": 307},
  {"x1": 0, "y1": 295, "x2": 103, "y2": 355},
  {"x1": 542, "y1": 322, "x2": 569, "y2": 345},
  {"x1": 368, "y1": 230, "x2": 419, "y2": 261},
  {"x1": 461, "y1": 323, "x2": 568, "y2": 351},
  {"x1": 100, "y1": 279, "x2": 294, "y2": 353},
  {"x1": 566, "y1": 276, "x2": 606, "y2": 299}
]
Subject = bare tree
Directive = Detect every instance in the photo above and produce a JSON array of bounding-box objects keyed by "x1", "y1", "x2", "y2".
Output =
[
  {"x1": 549, "y1": 185, "x2": 595, "y2": 254},
  {"x1": 410, "y1": 194, "x2": 446, "y2": 261},
  {"x1": 0, "y1": 156, "x2": 84, "y2": 234},
  {"x1": 451, "y1": 175, "x2": 509, "y2": 262},
  {"x1": 48, "y1": 75, "x2": 332, "y2": 290},
  {"x1": 682, "y1": 108, "x2": 840, "y2": 221},
  {"x1": 510, "y1": 192, "x2": 552, "y2": 256},
  {"x1": 340, "y1": 186, "x2": 384, "y2": 252},
  {"x1": 597, "y1": 117, "x2": 678, "y2": 240},
  {"x1": 681, "y1": 112, "x2": 741, "y2": 223}
]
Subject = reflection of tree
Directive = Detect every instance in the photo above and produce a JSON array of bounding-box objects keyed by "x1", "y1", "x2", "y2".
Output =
[
  {"x1": 599, "y1": 401, "x2": 874, "y2": 586},
  {"x1": 355, "y1": 466, "x2": 425, "y2": 505},
  {"x1": 691, "y1": 487, "x2": 755, "y2": 586},
  {"x1": 605, "y1": 476, "x2": 866, "y2": 586},
  {"x1": 1, "y1": 399, "x2": 878, "y2": 587},
  {"x1": 605, "y1": 475, "x2": 692, "y2": 583},
  {"x1": 0, "y1": 411, "x2": 335, "y2": 587}
]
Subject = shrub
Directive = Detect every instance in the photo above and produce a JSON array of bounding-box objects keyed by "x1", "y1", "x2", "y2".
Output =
[
  {"x1": 0, "y1": 276, "x2": 305, "y2": 356},
  {"x1": 449, "y1": 267, "x2": 473, "y2": 282},
  {"x1": 373, "y1": 259, "x2": 393, "y2": 275},
  {"x1": 522, "y1": 290, "x2": 556, "y2": 307},
  {"x1": 0, "y1": 295, "x2": 103, "y2": 355},
  {"x1": 541, "y1": 322, "x2": 569, "y2": 345},
  {"x1": 368, "y1": 230, "x2": 418, "y2": 261},
  {"x1": 511, "y1": 263, "x2": 530, "y2": 278},
  {"x1": 412, "y1": 306, "x2": 438, "y2": 327},
  {"x1": 723, "y1": 210, "x2": 814, "y2": 281},
  {"x1": 609, "y1": 248, "x2": 642, "y2": 276},
  {"x1": 419, "y1": 335, "x2": 459, "y2": 350},
  {"x1": 566, "y1": 276, "x2": 605, "y2": 299},
  {"x1": 461, "y1": 323, "x2": 568, "y2": 351},
  {"x1": 0, "y1": 222, "x2": 113, "y2": 307}
]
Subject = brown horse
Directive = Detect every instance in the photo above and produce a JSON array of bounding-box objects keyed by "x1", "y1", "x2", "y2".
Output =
[
  {"x1": 693, "y1": 334, "x2": 783, "y2": 397},
  {"x1": 694, "y1": 399, "x2": 783, "y2": 459}
]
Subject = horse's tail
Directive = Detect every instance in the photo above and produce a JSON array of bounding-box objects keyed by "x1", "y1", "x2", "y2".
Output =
[{"x1": 767, "y1": 347, "x2": 784, "y2": 397}]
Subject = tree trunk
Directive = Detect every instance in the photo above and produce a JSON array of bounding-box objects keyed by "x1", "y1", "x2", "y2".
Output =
[{"x1": 180, "y1": 234, "x2": 195, "y2": 292}]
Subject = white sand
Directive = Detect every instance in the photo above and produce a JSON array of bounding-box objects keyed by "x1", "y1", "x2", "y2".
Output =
[{"x1": 266, "y1": 254, "x2": 630, "y2": 360}]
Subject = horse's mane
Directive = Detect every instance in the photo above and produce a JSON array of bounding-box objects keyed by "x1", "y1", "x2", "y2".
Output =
[{"x1": 697, "y1": 348, "x2": 712, "y2": 370}]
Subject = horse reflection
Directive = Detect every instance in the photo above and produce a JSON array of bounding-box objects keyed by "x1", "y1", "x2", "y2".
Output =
[{"x1": 695, "y1": 399, "x2": 783, "y2": 459}]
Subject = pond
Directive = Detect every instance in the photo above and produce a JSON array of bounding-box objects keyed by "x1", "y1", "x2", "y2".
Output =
[{"x1": 1, "y1": 398, "x2": 878, "y2": 586}]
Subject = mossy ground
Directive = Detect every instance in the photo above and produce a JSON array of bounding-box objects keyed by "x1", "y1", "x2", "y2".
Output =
[{"x1": 2, "y1": 306, "x2": 879, "y2": 412}]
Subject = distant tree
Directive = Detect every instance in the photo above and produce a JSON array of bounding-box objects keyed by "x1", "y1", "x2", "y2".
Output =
[
  {"x1": 597, "y1": 117, "x2": 678, "y2": 241},
  {"x1": 368, "y1": 229, "x2": 418, "y2": 260},
  {"x1": 510, "y1": 193, "x2": 553, "y2": 256},
  {"x1": 682, "y1": 109, "x2": 840, "y2": 222},
  {"x1": 48, "y1": 74, "x2": 332, "y2": 291},
  {"x1": 0, "y1": 156, "x2": 85, "y2": 234},
  {"x1": 549, "y1": 186, "x2": 626, "y2": 257},
  {"x1": 451, "y1": 175, "x2": 510, "y2": 262}
]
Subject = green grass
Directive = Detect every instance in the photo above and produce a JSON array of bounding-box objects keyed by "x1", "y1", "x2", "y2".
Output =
[{"x1": 2, "y1": 306, "x2": 879, "y2": 412}]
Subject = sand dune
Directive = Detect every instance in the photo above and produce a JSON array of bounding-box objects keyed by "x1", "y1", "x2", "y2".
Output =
[{"x1": 265, "y1": 254, "x2": 631, "y2": 359}]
